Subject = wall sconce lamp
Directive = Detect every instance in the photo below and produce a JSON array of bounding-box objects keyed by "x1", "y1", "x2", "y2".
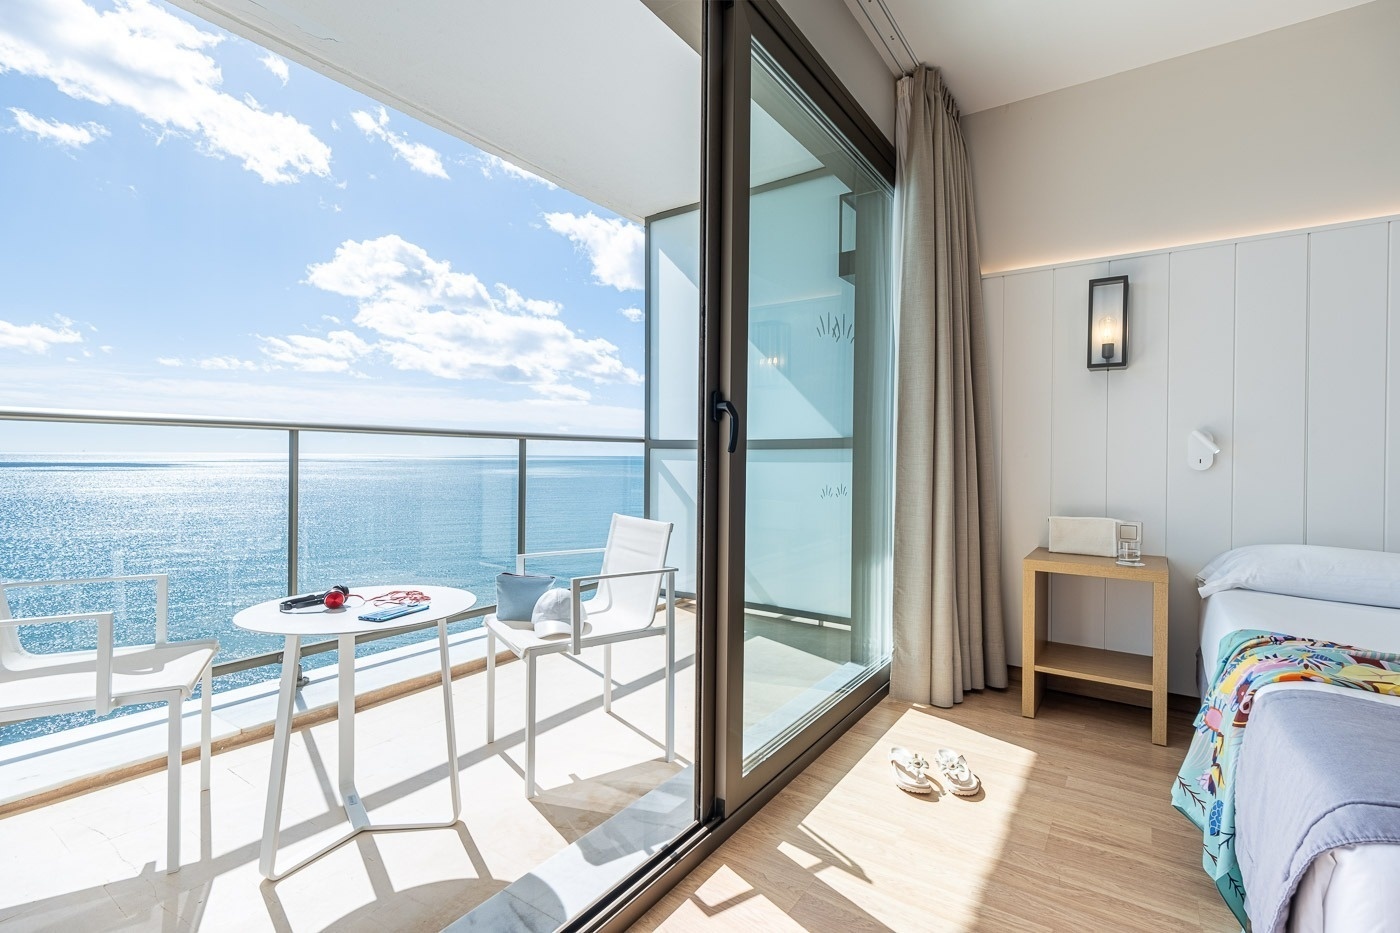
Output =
[
  {"x1": 1087, "y1": 275, "x2": 1129, "y2": 370},
  {"x1": 1188, "y1": 430, "x2": 1221, "y2": 471}
]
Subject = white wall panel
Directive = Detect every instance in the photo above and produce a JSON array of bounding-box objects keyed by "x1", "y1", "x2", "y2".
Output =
[
  {"x1": 1049, "y1": 263, "x2": 1110, "y2": 647},
  {"x1": 984, "y1": 276, "x2": 1008, "y2": 653},
  {"x1": 1389, "y1": 223, "x2": 1400, "y2": 552},
  {"x1": 1307, "y1": 223, "x2": 1389, "y2": 550},
  {"x1": 1233, "y1": 235, "x2": 1308, "y2": 545},
  {"x1": 984, "y1": 276, "x2": 1005, "y2": 517},
  {"x1": 1166, "y1": 245, "x2": 1236, "y2": 696},
  {"x1": 1104, "y1": 253, "x2": 1168, "y2": 656},
  {"x1": 992, "y1": 213, "x2": 1399, "y2": 696},
  {"x1": 998, "y1": 269, "x2": 1054, "y2": 667}
]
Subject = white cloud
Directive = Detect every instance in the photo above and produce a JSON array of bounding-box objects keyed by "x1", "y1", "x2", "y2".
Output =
[
  {"x1": 259, "y1": 52, "x2": 288, "y2": 85},
  {"x1": 195, "y1": 355, "x2": 260, "y2": 371},
  {"x1": 496, "y1": 283, "x2": 561, "y2": 318},
  {"x1": 0, "y1": 315, "x2": 83, "y2": 353},
  {"x1": 350, "y1": 106, "x2": 447, "y2": 179},
  {"x1": 256, "y1": 329, "x2": 370, "y2": 374},
  {"x1": 544, "y1": 212, "x2": 643, "y2": 291},
  {"x1": 478, "y1": 153, "x2": 556, "y2": 189},
  {"x1": 619, "y1": 306, "x2": 644, "y2": 323},
  {"x1": 298, "y1": 234, "x2": 640, "y2": 398},
  {"x1": 156, "y1": 353, "x2": 263, "y2": 370},
  {"x1": 0, "y1": 0, "x2": 332, "y2": 183},
  {"x1": 8, "y1": 106, "x2": 108, "y2": 147}
]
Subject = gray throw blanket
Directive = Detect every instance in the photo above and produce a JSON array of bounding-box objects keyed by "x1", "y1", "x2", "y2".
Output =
[{"x1": 1236, "y1": 689, "x2": 1400, "y2": 933}]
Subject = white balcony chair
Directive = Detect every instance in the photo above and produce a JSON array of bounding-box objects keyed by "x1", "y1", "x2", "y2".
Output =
[
  {"x1": 0, "y1": 574, "x2": 217, "y2": 872},
  {"x1": 485, "y1": 514, "x2": 677, "y2": 797}
]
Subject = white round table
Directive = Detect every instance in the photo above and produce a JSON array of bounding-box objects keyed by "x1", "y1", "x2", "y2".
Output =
[{"x1": 234, "y1": 584, "x2": 476, "y2": 880}]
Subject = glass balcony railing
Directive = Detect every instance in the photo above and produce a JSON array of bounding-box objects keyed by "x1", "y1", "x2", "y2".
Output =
[{"x1": 0, "y1": 408, "x2": 645, "y2": 745}]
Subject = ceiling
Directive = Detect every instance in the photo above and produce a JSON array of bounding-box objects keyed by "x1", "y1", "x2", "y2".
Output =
[
  {"x1": 165, "y1": 0, "x2": 1371, "y2": 219},
  {"x1": 174, "y1": 0, "x2": 706, "y2": 221},
  {"x1": 855, "y1": 0, "x2": 1376, "y2": 114}
]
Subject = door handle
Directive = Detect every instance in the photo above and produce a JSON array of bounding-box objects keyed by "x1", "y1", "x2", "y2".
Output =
[{"x1": 710, "y1": 391, "x2": 739, "y2": 454}]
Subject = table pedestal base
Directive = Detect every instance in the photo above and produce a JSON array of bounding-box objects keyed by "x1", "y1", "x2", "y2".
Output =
[{"x1": 258, "y1": 625, "x2": 462, "y2": 881}]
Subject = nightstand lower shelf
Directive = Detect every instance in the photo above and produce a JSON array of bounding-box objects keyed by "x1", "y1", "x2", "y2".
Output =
[{"x1": 1033, "y1": 642, "x2": 1152, "y2": 691}]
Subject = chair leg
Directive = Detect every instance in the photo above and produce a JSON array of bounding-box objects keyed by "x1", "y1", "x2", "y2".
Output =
[
  {"x1": 200, "y1": 667, "x2": 213, "y2": 792},
  {"x1": 665, "y1": 615, "x2": 676, "y2": 763},
  {"x1": 603, "y1": 643, "x2": 613, "y2": 713},
  {"x1": 525, "y1": 652, "x2": 537, "y2": 798},
  {"x1": 166, "y1": 695, "x2": 181, "y2": 873},
  {"x1": 486, "y1": 629, "x2": 496, "y2": 745}
]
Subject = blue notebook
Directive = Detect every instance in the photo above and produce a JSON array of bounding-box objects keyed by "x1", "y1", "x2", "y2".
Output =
[{"x1": 358, "y1": 602, "x2": 430, "y2": 623}]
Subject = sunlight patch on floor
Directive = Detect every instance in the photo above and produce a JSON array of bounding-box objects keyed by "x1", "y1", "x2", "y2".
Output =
[{"x1": 644, "y1": 702, "x2": 1037, "y2": 932}]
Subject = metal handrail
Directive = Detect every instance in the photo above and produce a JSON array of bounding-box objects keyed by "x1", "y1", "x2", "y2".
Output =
[
  {"x1": 0, "y1": 406, "x2": 643, "y2": 444},
  {"x1": 0, "y1": 406, "x2": 642, "y2": 683}
]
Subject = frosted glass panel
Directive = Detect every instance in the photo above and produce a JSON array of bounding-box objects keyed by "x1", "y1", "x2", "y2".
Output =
[
  {"x1": 745, "y1": 449, "x2": 851, "y2": 616},
  {"x1": 749, "y1": 177, "x2": 854, "y2": 440},
  {"x1": 649, "y1": 210, "x2": 701, "y2": 441},
  {"x1": 650, "y1": 448, "x2": 698, "y2": 594}
]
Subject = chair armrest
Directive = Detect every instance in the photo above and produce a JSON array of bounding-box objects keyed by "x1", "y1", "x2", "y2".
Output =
[
  {"x1": 0, "y1": 611, "x2": 115, "y2": 628},
  {"x1": 515, "y1": 548, "x2": 605, "y2": 574},
  {"x1": 568, "y1": 567, "x2": 679, "y2": 586},
  {"x1": 567, "y1": 568, "x2": 677, "y2": 655},
  {"x1": 2, "y1": 573, "x2": 169, "y2": 644},
  {"x1": 1, "y1": 612, "x2": 115, "y2": 715}
]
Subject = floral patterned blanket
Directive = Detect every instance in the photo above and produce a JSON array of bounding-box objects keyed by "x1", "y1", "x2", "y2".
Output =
[{"x1": 1172, "y1": 629, "x2": 1400, "y2": 925}]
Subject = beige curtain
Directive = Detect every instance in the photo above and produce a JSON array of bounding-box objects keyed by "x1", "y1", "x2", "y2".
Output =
[{"x1": 892, "y1": 66, "x2": 1007, "y2": 707}]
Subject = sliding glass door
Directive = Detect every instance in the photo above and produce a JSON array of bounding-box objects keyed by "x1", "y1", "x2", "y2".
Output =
[{"x1": 709, "y1": 5, "x2": 896, "y2": 810}]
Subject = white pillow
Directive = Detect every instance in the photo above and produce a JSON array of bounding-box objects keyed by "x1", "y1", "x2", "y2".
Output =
[
  {"x1": 531, "y1": 588, "x2": 589, "y2": 639},
  {"x1": 1197, "y1": 544, "x2": 1400, "y2": 609}
]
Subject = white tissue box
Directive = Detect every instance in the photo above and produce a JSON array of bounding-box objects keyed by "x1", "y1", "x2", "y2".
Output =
[{"x1": 1048, "y1": 516, "x2": 1120, "y2": 558}]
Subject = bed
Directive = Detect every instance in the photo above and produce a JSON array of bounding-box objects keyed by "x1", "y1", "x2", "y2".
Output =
[{"x1": 1184, "y1": 546, "x2": 1400, "y2": 933}]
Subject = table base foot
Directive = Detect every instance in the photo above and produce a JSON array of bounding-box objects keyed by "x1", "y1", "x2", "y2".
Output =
[{"x1": 262, "y1": 813, "x2": 464, "y2": 882}]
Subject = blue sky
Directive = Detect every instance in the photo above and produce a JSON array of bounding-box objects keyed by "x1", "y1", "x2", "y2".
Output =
[{"x1": 0, "y1": 0, "x2": 648, "y2": 448}]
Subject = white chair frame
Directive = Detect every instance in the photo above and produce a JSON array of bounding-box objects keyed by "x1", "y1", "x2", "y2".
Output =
[
  {"x1": 0, "y1": 574, "x2": 216, "y2": 872},
  {"x1": 486, "y1": 545, "x2": 678, "y2": 798}
]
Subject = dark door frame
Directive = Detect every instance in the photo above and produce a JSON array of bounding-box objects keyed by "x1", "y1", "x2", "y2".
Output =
[{"x1": 574, "y1": 2, "x2": 896, "y2": 928}]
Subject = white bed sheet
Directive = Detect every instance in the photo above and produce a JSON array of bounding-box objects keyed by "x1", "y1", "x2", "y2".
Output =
[
  {"x1": 1198, "y1": 589, "x2": 1400, "y2": 933},
  {"x1": 1199, "y1": 589, "x2": 1400, "y2": 682}
]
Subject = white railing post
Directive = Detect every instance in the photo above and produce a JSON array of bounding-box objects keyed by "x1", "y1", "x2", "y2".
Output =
[
  {"x1": 287, "y1": 429, "x2": 299, "y2": 598},
  {"x1": 155, "y1": 574, "x2": 168, "y2": 644},
  {"x1": 517, "y1": 437, "x2": 528, "y2": 562}
]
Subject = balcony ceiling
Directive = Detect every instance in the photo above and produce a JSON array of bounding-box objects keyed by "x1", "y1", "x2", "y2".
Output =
[
  {"x1": 865, "y1": 0, "x2": 1375, "y2": 113},
  {"x1": 173, "y1": 0, "x2": 706, "y2": 221}
]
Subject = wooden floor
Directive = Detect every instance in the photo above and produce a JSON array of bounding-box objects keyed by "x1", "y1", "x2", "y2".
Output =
[{"x1": 634, "y1": 688, "x2": 1238, "y2": 933}]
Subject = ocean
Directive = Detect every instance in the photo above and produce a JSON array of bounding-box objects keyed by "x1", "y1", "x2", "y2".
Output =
[{"x1": 0, "y1": 454, "x2": 644, "y2": 745}]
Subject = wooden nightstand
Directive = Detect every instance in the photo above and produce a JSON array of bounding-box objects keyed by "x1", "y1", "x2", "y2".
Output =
[{"x1": 1021, "y1": 547, "x2": 1170, "y2": 745}]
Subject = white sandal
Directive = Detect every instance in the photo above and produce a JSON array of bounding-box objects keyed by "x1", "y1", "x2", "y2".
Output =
[
  {"x1": 889, "y1": 746, "x2": 933, "y2": 795},
  {"x1": 935, "y1": 747, "x2": 980, "y2": 797}
]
